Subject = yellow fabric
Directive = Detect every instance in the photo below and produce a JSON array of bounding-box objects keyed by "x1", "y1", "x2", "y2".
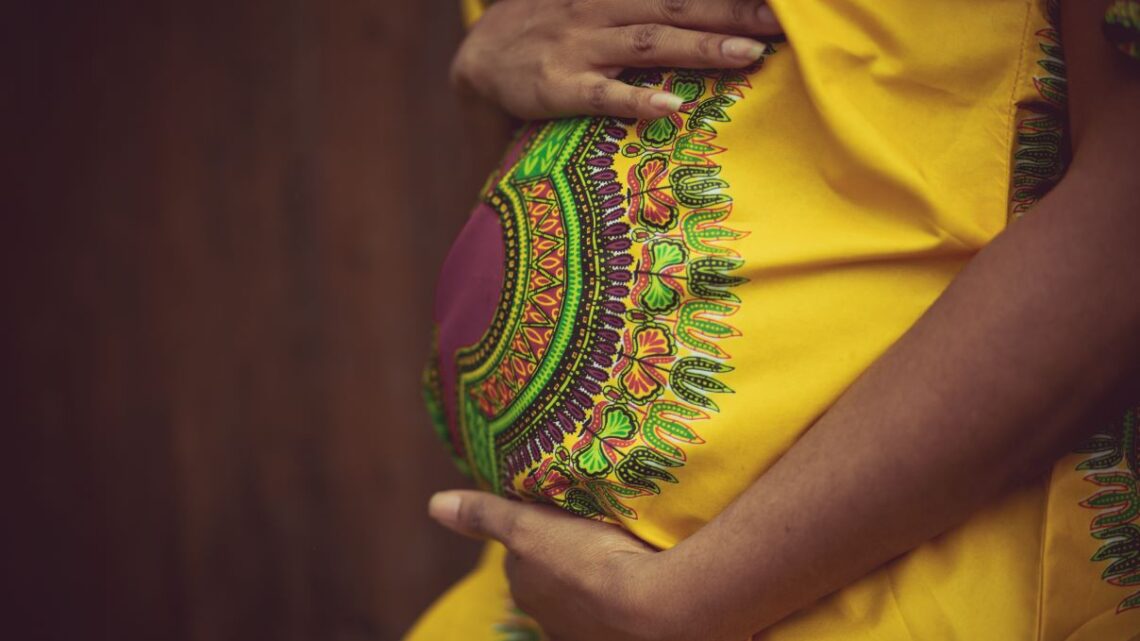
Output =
[
  {"x1": 408, "y1": 1, "x2": 1140, "y2": 639},
  {"x1": 459, "y1": 0, "x2": 487, "y2": 28}
]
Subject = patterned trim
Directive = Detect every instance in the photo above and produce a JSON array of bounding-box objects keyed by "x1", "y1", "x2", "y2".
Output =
[
  {"x1": 1008, "y1": 0, "x2": 1068, "y2": 220},
  {"x1": 1075, "y1": 407, "x2": 1140, "y2": 613}
]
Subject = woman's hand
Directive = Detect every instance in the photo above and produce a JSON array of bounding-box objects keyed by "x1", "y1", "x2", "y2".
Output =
[
  {"x1": 428, "y1": 490, "x2": 711, "y2": 641},
  {"x1": 451, "y1": 0, "x2": 784, "y2": 120}
]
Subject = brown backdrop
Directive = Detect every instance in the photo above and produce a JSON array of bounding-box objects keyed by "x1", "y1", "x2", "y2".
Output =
[{"x1": 6, "y1": 1, "x2": 505, "y2": 639}]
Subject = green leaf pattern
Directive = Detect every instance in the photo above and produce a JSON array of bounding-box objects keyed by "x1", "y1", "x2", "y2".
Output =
[
  {"x1": 638, "y1": 239, "x2": 687, "y2": 314},
  {"x1": 573, "y1": 405, "x2": 639, "y2": 477},
  {"x1": 1076, "y1": 406, "x2": 1140, "y2": 613}
]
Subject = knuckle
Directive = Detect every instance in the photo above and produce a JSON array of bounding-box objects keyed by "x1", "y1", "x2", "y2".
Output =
[
  {"x1": 697, "y1": 34, "x2": 718, "y2": 59},
  {"x1": 732, "y1": 0, "x2": 757, "y2": 24},
  {"x1": 561, "y1": 0, "x2": 592, "y2": 18},
  {"x1": 586, "y1": 80, "x2": 610, "y2": 113},
  {"x1": 659, "y1": 0, "x2": 693, "y2": 19},
  {"x1": 631, "y1": 24, "x2": 663, "y2": 55},
  {"x1": 535, "y1": 55, "x2": 559, "y2": 84}
]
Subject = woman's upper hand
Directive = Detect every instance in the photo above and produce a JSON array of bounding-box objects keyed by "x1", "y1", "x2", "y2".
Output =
[{"x1": 451, "y1": 0, "x2": 784, "y2": 120}]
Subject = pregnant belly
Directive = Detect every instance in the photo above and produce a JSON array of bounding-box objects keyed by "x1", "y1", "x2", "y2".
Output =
[{"x1": 426, "y1": 63, "x2": 768, "y2": 522}]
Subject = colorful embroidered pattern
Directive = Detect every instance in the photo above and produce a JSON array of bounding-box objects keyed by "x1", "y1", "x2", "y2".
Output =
[
  {"x1": 1009, "y1": 0, "x2": 1068, "y2": 220},
  {"x1": 1075, "y1": 407, "x2": 1140, "y2": 613},
  {"x1": 425, "y1": 56, "x2": 770, "y2": 523}
]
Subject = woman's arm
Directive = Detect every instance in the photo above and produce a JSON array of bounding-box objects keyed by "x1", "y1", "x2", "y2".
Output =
[
  {"x1": 428, "y1": 3, "x2": 1140, "y2": 640},
  {"x1": 657, "y1": 3, "x2": 1140, "y2": 637}
]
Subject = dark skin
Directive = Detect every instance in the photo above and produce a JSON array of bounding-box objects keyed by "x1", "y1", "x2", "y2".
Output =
[
  {"x1": 430, "y1": 2, "x2": 1140, "y2": 640},
  {"x1": 451, "y1": 0, "x2": 782, "y2": 119},
  {"x1": 451, "y1": 0, "x2": 785, "y2": 190}
]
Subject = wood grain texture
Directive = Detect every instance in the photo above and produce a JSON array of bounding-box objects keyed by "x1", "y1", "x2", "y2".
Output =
[{"x1": 5, "y1": 1, "x2": 509, "y2": 639}]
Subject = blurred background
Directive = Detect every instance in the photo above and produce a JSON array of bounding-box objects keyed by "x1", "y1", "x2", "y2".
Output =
[{"x1": 5, "y1": 1, "x2": 505, "y2": 639}]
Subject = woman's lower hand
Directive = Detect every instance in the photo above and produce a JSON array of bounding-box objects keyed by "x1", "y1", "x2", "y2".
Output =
[
  {"x1": 451, "y1": 0, "x2": 783, "y2": 120},
  {"x1": 428, "y1": 490, "x2": 721, "y2": 641}
]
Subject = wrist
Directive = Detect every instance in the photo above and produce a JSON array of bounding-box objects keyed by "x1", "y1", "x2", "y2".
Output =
[
  {"x1": 648, "y1": 539, "x2": 762, "y2": 641},
  {"x1": 620, "y1": 547, "x2": 723, "y2": 641}
]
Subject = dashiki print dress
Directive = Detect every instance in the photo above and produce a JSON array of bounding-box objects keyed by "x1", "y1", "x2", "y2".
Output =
[{"x1": 408, "y1": 1, "x2": 1140, "y2": 639}]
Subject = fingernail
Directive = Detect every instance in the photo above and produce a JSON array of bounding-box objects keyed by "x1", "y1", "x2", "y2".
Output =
[
  {"x1": 428, "y1": 492, "x2": 462, "y2": 528},
  {"x1": 722, "y1": 37, "x2": 766, "y2": 61},
  {"x1": 649, "y1": 92, "x2": 684, "y2": 112},
  {"x1": 757, "y1": 4, "x2": 779, "y2": 29}
]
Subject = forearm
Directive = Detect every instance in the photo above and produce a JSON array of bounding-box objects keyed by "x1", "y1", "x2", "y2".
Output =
[{"x1": 659, "y1": 9, "x2": 1140, "y2": 639}]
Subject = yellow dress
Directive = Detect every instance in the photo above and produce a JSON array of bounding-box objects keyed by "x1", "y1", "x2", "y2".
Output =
[{"x1": 410, "y1": 1, "x2": 1140, "y2": 639}]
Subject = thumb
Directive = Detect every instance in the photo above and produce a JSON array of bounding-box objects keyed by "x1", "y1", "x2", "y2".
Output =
[{"x1": 428, "y1": 490, "x2": 527, "y2": 544}]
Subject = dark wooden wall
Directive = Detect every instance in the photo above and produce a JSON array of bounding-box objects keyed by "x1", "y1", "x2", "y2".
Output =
[{"x1": 5, "y1": 2, "x2": 507, "y2": 639}]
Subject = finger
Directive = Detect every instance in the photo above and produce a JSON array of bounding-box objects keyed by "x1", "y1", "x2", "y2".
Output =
[
  {"x1": 428, "y1": 490, "x2": 529, "y2": 545},
  {"x1": 589, "y1": 24, "x2": 769, "y2": 69},
  {"x1": 541, "y1": 74, "x2": 685, "y2": 120},
  {"x1": 599, "y1": 0, "x2": 783, "y2": 36}
]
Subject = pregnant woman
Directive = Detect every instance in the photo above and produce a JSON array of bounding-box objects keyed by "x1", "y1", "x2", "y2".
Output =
[{"x1": 409, "y1": 1, "x2": 1140, "y2": 639}]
